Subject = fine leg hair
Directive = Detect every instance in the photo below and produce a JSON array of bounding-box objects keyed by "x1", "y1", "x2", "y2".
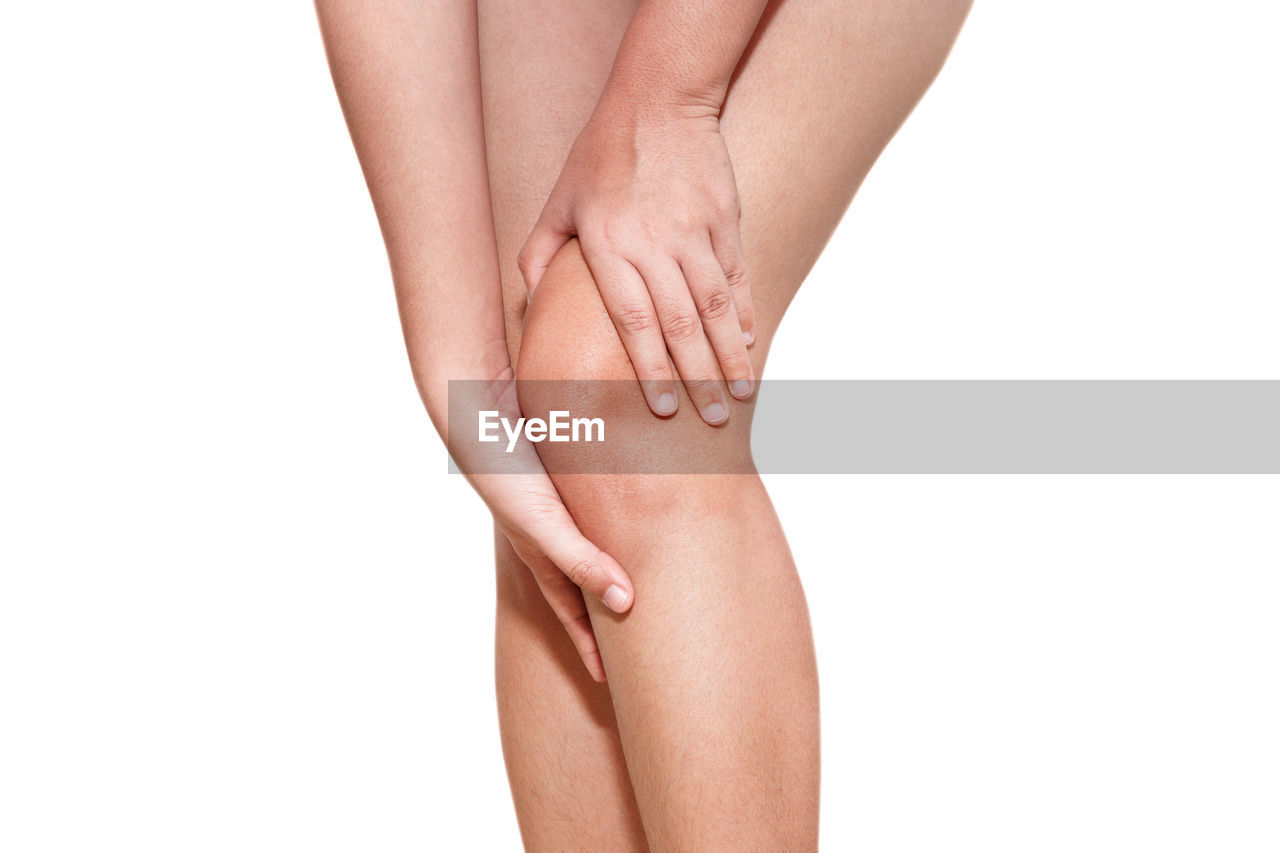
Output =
[{"x1": 482, "y1": 0, "x2": 973, "y2": 848}]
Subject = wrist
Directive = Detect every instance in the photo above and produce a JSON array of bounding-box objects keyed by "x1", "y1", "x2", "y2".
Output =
[
  {"x1": 597, "y1": 67, "x2": 727, "y2": 125},
  {"x1": 416, "y1": 347, "x2": 515, "y2": 438}
]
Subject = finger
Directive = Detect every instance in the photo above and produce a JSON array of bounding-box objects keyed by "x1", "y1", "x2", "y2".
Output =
[
  {"x1": 579, "y1": 244, "x2": 680, "y2": 417},
  {"x1": 523, "y1": 556, "x2": 608, "y2": 683},
  {"x1": 710, "y1": 220, "x2": 756, "y2": 346},
  {"x1": 517, "y1": 208, "x2": 572, "y2": 296},
  {"x1": 530, "y1": 501, "x2": 635, "y2": 615},
  {"x1": 638, "y1": 257, "x2": 731, "y2": 425},
  {"x1": 681, "y1": 239, "x2": 755, "y2": 400}
]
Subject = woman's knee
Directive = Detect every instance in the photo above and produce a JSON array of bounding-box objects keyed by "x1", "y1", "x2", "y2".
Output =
[
  {"x1": 517, "y1": 240, "x2": 634, "y2": 384},
  {"x1": 516, "y1": 240, "x2": 644, "y2": 445},
  {"x1": 516, "y1": 240, "x2": 753, "y2": 481}
]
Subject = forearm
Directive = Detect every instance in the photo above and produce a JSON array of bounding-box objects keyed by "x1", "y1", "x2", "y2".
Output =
[
  {"x1": 315, "y1": 0, "x2": 509, "y2": 440},
  {"x1": 316, "y1": 3, "x2": 638, "y2": 661},
  {"x1": 603, "y1": 0, "x2": 771, "y2": 113}
]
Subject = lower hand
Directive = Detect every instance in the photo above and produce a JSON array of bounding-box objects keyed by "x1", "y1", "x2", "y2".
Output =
[{"x1": 449, "y1": 371, "x2": 632, "y2": 682}]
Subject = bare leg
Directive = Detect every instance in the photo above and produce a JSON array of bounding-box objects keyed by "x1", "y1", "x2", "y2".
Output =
[
  {"x1": 494, "y1": 532, "x2": 649, "y2": 850},
  {"x1": 519, "y1": 239, "x2": 822, "y2": 850},
  {"x1": 483, "y1": 0, "x2": 973, "y2": 848},
  {"x1": 478, "y1": 5, "x2": 656, "y2": 848}
]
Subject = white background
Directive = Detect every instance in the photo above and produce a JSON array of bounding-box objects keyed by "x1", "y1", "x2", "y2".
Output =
[{"x1": 2, "y1": 2, "x2": 1277, "y2": 850}]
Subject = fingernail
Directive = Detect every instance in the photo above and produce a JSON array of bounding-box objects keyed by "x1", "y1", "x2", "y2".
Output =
[
  {"x1": 703, "y1": 401, "x2": 727, "y2": 423},
  {"x1": 742, "y1": 330, "x2": 754, "y2": 346},
  {"x1": 729, "y1": 379, "x2": 753, "y2": 398},
  {"x1": 655, "y1": 391, "x2": 677, "y2": 415},
  {"x1": 603, "y1": 584, "x2": 629, "y2": 612}
]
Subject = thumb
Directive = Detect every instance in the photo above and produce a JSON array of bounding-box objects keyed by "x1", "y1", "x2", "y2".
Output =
[
  {"x1": 517, "y1": 206, "x2": 573, "y2": 296},
  {"x1": 532, "y1": 506, "x2": 634, "y2": 614}
]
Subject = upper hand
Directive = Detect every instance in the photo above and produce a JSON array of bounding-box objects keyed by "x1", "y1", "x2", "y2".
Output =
[{"x1": 518, "y1": 95, "x2": 756, "y2": 425}]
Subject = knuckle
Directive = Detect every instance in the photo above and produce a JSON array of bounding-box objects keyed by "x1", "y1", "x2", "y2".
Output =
[
  {"x1": 723, "y1": 265, "x2": 747, "y2": 289},
  {"x1": 639, "y1": 220, "x2": 663, "y2": 246},
  {"x1": 614, "y1": 306, "x2": 657, "y2": 334},
  {"x1": 682, "y1": 377, "x2": 720, "y2": 398},
  {"x1": 661, "y1": 312, "x2": 703, "y2": 344},
  {"x1": 696, "y1": 290, "x2": 734, "y2": 321},
  {"x1": 564, "y1": 557, "x2": 596, "y2": 588},
  {"x1": 715, "y1": 195, "x2": 740, "y2": 222},
  {"x1": 562, "y1": 610, "x2": 596, "y2": 639},
  {"x1": 516, "y1": 245, "x2": 535, "y2": 277},
  {"x1": 593, "y1": 214, "x2": 641, "y2": 251},
  {"x1": 586, "y1": 215, "x2": 624, "y2": 251},
  {"x1": 718, "y1": 347, "x2": 751, "y2": 372},
  {"x1": 634, "y1": 358, "x2": 671, "y2": 379}
]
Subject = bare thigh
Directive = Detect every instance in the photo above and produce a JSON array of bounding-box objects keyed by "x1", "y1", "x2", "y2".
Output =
[{"x1": 482, "y1": 0, "x2": 972, "y2": 359}]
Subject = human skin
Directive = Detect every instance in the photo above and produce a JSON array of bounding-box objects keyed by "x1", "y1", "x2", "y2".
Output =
[
  {"x1": 320, "y1": 0, "x2": 973, "y2": 848},
  {"x1": 314, "y1": 0, "x2": 637, "y2": 682},
  {"x1": 485, "y1": 0, "x2": 973, "y2": 848},
  {"x1": 517, "y1": 0, "x2": 772, "y2": 422}
]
